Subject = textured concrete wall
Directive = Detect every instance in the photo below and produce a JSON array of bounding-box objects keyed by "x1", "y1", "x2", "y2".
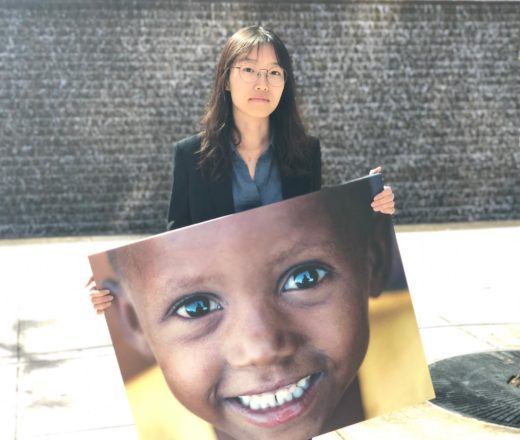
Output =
[{"x1": 1, "y1": 1, "x2": 518, "y2": 238}]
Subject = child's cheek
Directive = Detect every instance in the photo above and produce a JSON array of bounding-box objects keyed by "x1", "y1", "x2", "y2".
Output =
[
  {"x1": 153, "y1": 344, "x2": 224, "y2": 424},
  {"x1": 305, "y1": 288, "x2": 369, "y2": 377}
]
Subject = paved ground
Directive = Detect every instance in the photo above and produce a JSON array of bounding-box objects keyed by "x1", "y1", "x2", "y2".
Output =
[{"x1": 1, "y1": 221, "x2": 519, "y2": 439}]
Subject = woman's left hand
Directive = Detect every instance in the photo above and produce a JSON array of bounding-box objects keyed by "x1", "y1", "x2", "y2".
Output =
[{"x1": 369, "y1": 166, "x2": 395, "y2": 215}]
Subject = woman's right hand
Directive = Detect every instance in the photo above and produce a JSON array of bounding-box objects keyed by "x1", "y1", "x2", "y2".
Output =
[{"x1": 85, "y1": 274, "x2": 114, "y2": 314}]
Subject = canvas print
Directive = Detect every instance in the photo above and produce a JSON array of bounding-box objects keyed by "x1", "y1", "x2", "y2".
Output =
[{"x1": 88, "y1": 174, "x2": 434, "y2": 440}]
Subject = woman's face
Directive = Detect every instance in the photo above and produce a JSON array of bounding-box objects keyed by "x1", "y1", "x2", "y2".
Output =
[
  {"x1": 226, "y1": 43, "x2": 285, "y2": 122},
  {"x1": 120, "y1": 197, "x2": 371, "y2": 440}
]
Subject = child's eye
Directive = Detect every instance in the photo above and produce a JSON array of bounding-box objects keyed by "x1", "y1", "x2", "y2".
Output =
[
  {"x1": 175, "y1": 295, "x2": 222, "y2": 319},
  {"x1": 282, "y1": 266, "x2": 328, "y2": 292}
]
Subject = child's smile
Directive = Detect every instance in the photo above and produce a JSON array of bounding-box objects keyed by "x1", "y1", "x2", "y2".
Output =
[{"x1": 224, "y1": 371, "x2": 323, "y2": 428}]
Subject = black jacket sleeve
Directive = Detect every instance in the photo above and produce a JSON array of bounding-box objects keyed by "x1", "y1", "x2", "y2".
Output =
[
  {"x1": 311, "y1": 138, "x2": 322, "y2": 192},
  {"x1": 166, "y1": 142, "x2": 191, "y2": 231}
]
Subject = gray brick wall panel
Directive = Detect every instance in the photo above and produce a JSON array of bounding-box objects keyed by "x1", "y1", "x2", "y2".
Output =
[{"x1": 1, "y1": 1, "x2": 518, "y2": 237}]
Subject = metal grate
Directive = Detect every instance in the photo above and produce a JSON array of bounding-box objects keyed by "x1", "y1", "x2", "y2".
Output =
[{"x1": 430, "y1": 350, "x2": 520, "y2": 428}]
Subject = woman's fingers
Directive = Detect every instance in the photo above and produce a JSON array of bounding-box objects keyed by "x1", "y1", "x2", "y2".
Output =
[
  {"x1": 89, "y1": 288, "x2": 111, "y2": 297},
  {"x1": 372, "y1": 198, "x2": 395, "y2": 208},
  {"x1": 369, "y1": 166, "x2": 382, "y2": 175},
  {"x1": 86, "y1": 274, "x2": 114, "y2": 314},
  {"x1": 371, "y1": 186, "x2": 395, "y2": 214},
  {"x1": 372, "y1": 196, "x2": 394, "y2": 209},
  {"x1": 89, "y1": 286, "x2": 113, "y2": 310},
  {"x1": 96, "y1": 301, "x2": 114, "y2": 314},
  {"x1": 372, "y1": 195, "x2": 394, "y2": 206},
  {"x1": 372, "y1": 186, "x2": 393, "y2": 200},
  {"x1": 90, "y1": 293, "x2": 114, "y2": 305},
  {"x1": 92, "y1": 296, "x2": 114, "y2": 313},
  {"x1": 371, "y1": 190, "x2": 394, "y2": 206},
  {"x1": 373, "y1": 201, "x2": 396, "y2": 214}
]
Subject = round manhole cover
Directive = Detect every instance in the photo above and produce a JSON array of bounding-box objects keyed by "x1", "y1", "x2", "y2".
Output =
[{"x1": 430, "y1": 350, "x2": 520, "y2": 428}]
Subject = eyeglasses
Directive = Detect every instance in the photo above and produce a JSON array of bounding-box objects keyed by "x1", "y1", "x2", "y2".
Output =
[{"x1": 231, "y1": 64, "x2": 286, "y2": 87}]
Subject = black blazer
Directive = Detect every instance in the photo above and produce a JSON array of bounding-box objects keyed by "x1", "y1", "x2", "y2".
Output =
[{"x1": 166, "y1": 134, "x2": 322, "y2": 231}]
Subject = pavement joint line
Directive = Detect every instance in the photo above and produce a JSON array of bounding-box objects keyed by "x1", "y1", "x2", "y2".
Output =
[
  {"x1": 16, "y1": 344, "x2": 115, "y2": 360},
  {"x1": 14, "y1": 316, "x2": 20, "y2": 440},
  {"x1": 419, "y1": 323, "x2": 520, "y2": 329},
  {"x1": 424, "y1": 401, "x2": 520, "y2": 433},
  {"x1": 456, "y1": 325, "x2": 507, "y2": 352},
  {"x1": 29, "y1": 423, "x2": 137, "y2": 438}
]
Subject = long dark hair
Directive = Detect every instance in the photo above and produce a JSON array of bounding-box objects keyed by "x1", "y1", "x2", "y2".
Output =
[{"x1": 198, "y1": 25, "x2": 314, "y2": 181}]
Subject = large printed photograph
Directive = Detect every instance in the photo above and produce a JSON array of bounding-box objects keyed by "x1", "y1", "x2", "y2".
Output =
[{"x1": 89, "y1": 174, "x2": 434, "y2": 440}]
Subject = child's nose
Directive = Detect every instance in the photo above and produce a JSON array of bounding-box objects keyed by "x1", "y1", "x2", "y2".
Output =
[{"x1": 223, "y1": 302, "x2": 298, "y2": 368}]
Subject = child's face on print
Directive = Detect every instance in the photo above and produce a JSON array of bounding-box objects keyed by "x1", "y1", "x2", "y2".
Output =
[{"x1": 118, "y1": 196, "x2": 373, "y2": 440}]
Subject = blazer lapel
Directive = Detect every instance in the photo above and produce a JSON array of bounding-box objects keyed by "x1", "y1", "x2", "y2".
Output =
[{"x1": 282, "y1": 174, "x2": 309, "y2": 199}]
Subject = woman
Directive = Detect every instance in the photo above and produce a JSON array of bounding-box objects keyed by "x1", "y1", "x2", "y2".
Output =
[{"x1": 88, "y1": 25, "x2": 395, "y2": 312}]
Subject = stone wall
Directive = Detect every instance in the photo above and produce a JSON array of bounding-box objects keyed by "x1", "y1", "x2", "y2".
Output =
[{"x1": 1, "y1": 0, "x2": 518, "y2": 237}]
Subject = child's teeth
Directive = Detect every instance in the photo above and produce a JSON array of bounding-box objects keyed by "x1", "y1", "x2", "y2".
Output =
[
  {"x1": 237, "y1": 374, "x2": 313, "y2": 410},
  {"x1": 275, "y1": 389, "x2": 290, "y2": 404},
  {"x1": 266, "y1": 394, "x2": 277, "y2": 408},
  {"x1": 292, "y1": 386, "x2": 304, "y2": 399},
  {"x1": 297, "y1": 376, "x2": 310, "y2": 389},
  {"x1": 259, "y1": 394, "x2": 272, "y2": 409},
  {"x1": 249, "y1": 395, "x2": 261, "y2": 410},
  {"x1": 238, "y1": 395, "x2": 251, "y2": 406}
]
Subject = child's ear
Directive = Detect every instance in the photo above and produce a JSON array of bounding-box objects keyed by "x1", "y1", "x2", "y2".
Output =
[
  {"x1": 104, "y1": 281, "x2": 155, "y2": 361},
  {"x1": 366, "y1": 215, "x2": 393, "y2": 298}
]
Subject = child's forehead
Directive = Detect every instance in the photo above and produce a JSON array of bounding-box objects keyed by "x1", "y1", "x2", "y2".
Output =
[
  {"x1": 153, "y1": 216, "x2": 333, "y2": 257},
  {"x1": 116, "y1": 192, "x2": 363, "y2": 273},
  {"x1": 174, "y1": 197, "x2": 335, "y2": 242}
]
